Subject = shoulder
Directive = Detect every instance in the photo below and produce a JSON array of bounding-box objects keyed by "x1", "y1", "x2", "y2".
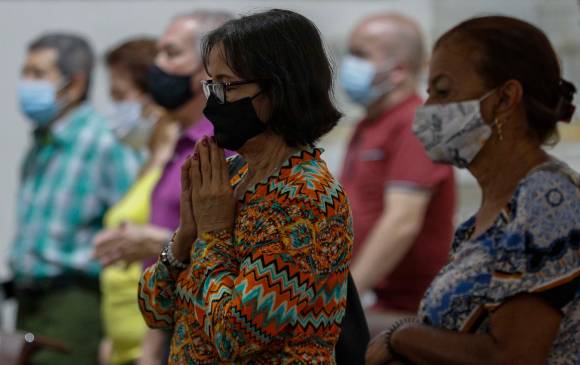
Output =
[
  {"x1": 514, "y1": 161, "x2": 580, "y2": 221},
  {"x1": 504, "y1": 160, "x2": 580, "y2": 250},
  {"x1": 77, "y1": 108, "x2": 118, "y2": 149},
  {"x1": 284, "y1": 155, "x2": 349, "y2": 216}
]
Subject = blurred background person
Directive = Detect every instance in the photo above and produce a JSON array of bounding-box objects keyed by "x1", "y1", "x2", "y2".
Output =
[
  {"x1": 339, "y1": 13, "x2": 456, "y2": 333},
  {"x1": 9, "y1": 32, "x2": 140, "y2": 365},
  {"x1": 92, "y1": 10, "x2": 233, "y2": 365},
  {"x1": 367, "y1": 15, "x2": 578, "y2": 365},
  {"x1": 94, "y1": 37, "x2": 180, "y2": 365}
]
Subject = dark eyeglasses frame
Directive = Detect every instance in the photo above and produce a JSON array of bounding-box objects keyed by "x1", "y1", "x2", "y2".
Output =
[{"x1": 201, "y1": 79, "x2": 262, "y2": 104}]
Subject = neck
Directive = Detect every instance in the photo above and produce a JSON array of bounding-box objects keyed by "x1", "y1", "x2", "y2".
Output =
[
  {"x1": 469, "y1": 133, "x2": 548, "y2": 207},
  {"x1": 239, "y1": 131, "x2": 297, "y2": 181},
  {"x1": 175, "y1": 94, "x2": 206, "y2": 130},
  {"x1": 366, "y1": 80, "x2": 417, "y2": 120},
  {"x1": 38, "y1": 100, "x2": 83, "y2": 134}
]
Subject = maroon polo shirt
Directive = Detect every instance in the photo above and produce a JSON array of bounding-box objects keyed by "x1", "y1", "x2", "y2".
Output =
[{"x1": 341, "y1": 94, "x2": 456, "y2": 311}]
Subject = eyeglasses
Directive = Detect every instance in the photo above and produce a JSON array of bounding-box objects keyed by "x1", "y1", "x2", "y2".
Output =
[{"x1": 201, "y1": 79, "x2": 261, "y2": 104}]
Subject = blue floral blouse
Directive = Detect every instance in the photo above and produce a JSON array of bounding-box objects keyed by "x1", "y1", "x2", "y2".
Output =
[{"x1": 419, "y1": 159, "x2": 580, "y2": 365}]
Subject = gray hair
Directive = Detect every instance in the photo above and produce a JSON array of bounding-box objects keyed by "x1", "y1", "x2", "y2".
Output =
[
  {"x1": 173, "y1": 10, "x2": 234, "y2": 54},
  {"x1": 29, "y1": 32, "x2": 94, "y2": 101}
]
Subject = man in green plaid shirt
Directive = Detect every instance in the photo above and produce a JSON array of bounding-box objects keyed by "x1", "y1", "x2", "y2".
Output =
[{"x1": 9, "y1": 33, "x2": 140, "y2": 365}]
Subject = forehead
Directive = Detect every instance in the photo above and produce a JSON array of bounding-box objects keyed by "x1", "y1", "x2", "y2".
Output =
[
  {"x1": 26, "y1": 48, "x2": 59, "y2": 69},
  {"x1": 429, "y1": 40, "x2": 485, "y2": 87},
  {"x1": 350, "y1": 20, "x2": 396, "y2": 49},
  {"x1": 109, "y1": 66, "x2": 135, "y2": 84},
  {"x1": 206, "y1": 43, "x2": 237, "y2": 79},
  {"x1": 159, "y1": 18, "x2": 196, "y2": 48}
]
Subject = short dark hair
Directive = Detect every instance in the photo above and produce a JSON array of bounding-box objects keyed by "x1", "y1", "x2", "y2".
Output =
[
  {"x1": 29, "y1": 32, "x2": 94, "y2": 102},
  {"x1": 201, "y1": 9, "x2": 342, "y2": 147},
  {"x1": 436, "y1": 16, "x2": 576, "y2": 145},
  {"x1": 106, "y1": 37, "x2": 157, "y2": 94}
]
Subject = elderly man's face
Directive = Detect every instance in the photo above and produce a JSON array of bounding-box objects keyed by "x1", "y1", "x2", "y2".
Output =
[
  {"x1": 21, "y1": 48, "x2": 63, "y2": 83},
  {"x1": 155, "y1": 18, "x2": 200, "y2": 75},
  {"x1": 349, "y1": 21, "x2": 397, "y2": 69}
]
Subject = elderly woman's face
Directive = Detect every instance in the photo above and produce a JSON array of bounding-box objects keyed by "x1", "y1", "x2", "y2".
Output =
[
  {"x1": 206, "y1": 44, "x2": 270, "y2": 122},
  {"x1": 426, "y1": 40, "x2": 497, "y2": 123}
]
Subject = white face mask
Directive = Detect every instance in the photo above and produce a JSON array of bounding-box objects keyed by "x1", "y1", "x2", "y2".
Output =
[
  {"x1": 412, "y1": 90, "x2": 495, "y2": 168},
  {"x1": 107, "y1": 101, "x2": 155, "y2": 150}
]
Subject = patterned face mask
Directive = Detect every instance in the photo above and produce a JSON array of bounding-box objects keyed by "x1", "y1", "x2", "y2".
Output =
[{"x1": 412, "y1": 90, "x2": 495, "y2": 168}]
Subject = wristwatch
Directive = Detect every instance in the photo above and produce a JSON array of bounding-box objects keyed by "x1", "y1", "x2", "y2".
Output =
[{"x1": 160, "y1": 237, "x2": 189, "y2": 270}]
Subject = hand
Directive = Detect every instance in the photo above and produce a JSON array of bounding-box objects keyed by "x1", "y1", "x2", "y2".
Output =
[
  {"x1": 171, "y1": 154, "x2": 199, "y2": 262},
  {"x1": 366, "y1": 330, "x2": 393, "y2": 365},
  {"x1": 136, "y1": 329, "x2": 167, "y2": 365},
  {"x1": 189, "y1": 136, "x2": 236, "y2": 235},
  {"x1": 93, "y1": 223, "x2": 169, "y2": 266}
]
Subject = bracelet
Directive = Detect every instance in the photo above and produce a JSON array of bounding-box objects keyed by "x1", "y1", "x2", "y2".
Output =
[
  {"x1": 160, "y1": 232, "x2": 189, "y2": 270},
  {"x1": 383, "y1": 317, "x2": 420, "y2": 359}
]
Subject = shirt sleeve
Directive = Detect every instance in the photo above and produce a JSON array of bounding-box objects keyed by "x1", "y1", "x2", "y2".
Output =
[
  {"x1": 488, "y1": 169, "x2": 580, "y2": 310},
  {"x1": 385, "y1": 124, "x2": 453, "y2": 191},
  {"x1": 138, "y1": 259, "x2": 183, "y2": 329},
  {"x1": 190, "y1": 198, "x2": 352, "y2": 361}
]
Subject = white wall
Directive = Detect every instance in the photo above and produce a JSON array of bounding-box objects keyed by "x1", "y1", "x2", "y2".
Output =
[
  {"x1": 2, "y1": 0, "x2": 580, "y2": 281},
  {"x1": 0, "y1": 0, "x2": 433, "y2": 280}
]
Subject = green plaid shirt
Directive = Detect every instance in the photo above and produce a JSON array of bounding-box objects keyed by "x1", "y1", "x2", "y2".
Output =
[{"x1": 10, "y1": 104, "x2": 140, "y2": 282}]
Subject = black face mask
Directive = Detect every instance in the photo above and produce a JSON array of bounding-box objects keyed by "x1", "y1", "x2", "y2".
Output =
[
  {"x1": 148, "y1": 65, "x2": 194, "y2": 110},
  {"x1": 203, "y1": 93, "x2": 267, "y2": 151}
]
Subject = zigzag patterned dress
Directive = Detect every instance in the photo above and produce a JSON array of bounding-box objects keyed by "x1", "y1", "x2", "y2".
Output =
[{"x1": 139, "y1": 147, "x2": 353, "y2": 364}]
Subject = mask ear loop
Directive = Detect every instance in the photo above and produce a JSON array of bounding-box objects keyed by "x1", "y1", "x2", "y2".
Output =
[
  {"x1": 55, "y1": 77, "x2": 74, "y2": 110},
  {"x1": 371, "y1": 61, "x2": 400, "y2": 99}
]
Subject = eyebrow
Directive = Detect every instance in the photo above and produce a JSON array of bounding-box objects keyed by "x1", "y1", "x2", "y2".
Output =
[{"x1": 212, "y1": 71, "x2": 237, "y2": 81}]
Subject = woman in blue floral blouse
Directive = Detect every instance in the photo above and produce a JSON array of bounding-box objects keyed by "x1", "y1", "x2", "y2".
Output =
[{"x1": 367, "y1": 16, "x2": 579, "y2": 365}]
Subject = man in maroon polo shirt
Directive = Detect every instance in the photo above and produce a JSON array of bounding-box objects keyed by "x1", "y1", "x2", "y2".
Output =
[{"x1": 339, "y1": 13, "x2": 456, "y2": 319}]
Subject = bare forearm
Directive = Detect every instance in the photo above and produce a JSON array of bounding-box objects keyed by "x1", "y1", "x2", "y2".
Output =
[
  {"x1": 145, "y1": 226, "x2": 173, "y2": 258},
  {"x1": 392, "y1": 324, "x2": 501, "y2": 365},
  {"x1": 351, "y1": 219, "x2": 419, "y2": 293}
]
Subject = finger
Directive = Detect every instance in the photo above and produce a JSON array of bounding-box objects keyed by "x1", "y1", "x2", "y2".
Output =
[
  {"x1": 198, "y1": 136, "x2": 211, "y2": 188},
  {"x1": 218, "y1": 147, "x2": 229, "y2": 184},
  {"x1": 93, "y1": 228, "x2": 120, "y2": 246},
  {"x1": 95, "y1": 244, "x2": 116, "y2": 262},
  {"x1": 209, "y1": 136, "x2": 224, "y2": 186},
  {"x1": 181, "y1": 157, "x2": 192, "y2": 192},
  {"x1": 190, "y1": 151, "x2": 202, "y2": 194},
  {"x1": 213, "y1": 139, "x2": 228, "y2": 184}
]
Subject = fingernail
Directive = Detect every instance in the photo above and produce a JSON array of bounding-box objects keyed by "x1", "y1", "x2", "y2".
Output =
[
  {"x1": 193, "y1": 153, "x2": 199, "y2": 160},
  {"x1": 202, "y1": 138, "x2": 208, "y2": 146}
]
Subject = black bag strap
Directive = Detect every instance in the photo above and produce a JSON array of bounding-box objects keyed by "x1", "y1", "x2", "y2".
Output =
[{"x1": 335, "y1": 273, "x2": 370, "y2": 365}]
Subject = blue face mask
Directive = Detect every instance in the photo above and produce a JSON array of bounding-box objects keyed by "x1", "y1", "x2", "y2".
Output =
[
  {"x1": 18, "y1": 80, "x2": 65, "y2": 127},
  {"x1": 339, "y1": 55, "x2": 395, "y2": 106},
  {"x1": 107, "y1": 101, "x2": 156, "y2": 150}
]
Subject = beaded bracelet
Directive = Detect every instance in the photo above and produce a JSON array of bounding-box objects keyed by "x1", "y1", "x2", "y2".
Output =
[
  {"x1": 383, "y1": 317, "x2": 420, "y2": 359},
  {"x1": 160, "y1": 232, "x2": 189, "y2": 270}
]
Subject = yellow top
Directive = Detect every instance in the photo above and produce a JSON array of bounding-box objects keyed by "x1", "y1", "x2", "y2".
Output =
[{"x1": 101, "y1": 167, "x2": 162, "y2": 365}]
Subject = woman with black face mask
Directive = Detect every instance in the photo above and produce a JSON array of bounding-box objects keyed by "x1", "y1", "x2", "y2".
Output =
[{"x1": 138, "y1": 9, "x2": 363, "y2": 364}]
